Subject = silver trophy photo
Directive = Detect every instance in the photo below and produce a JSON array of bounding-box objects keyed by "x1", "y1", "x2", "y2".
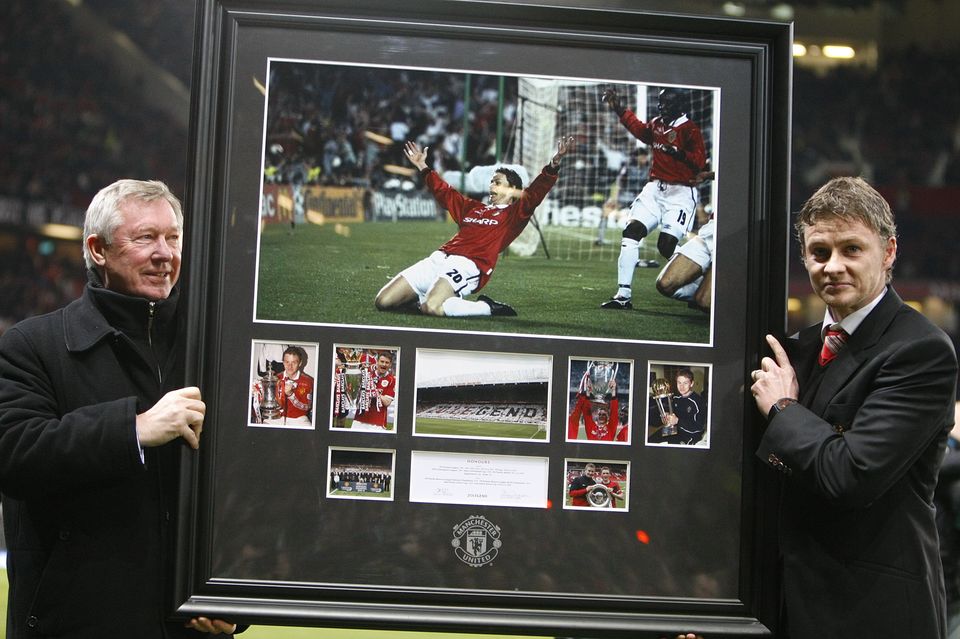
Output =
[
  {"x1": 337, "y1": 348, "x2": 370, "y2": 414},
  {"x1": 258, "y1": 368, "x2": 282, "y2": 420},
  {"x1": 587, "y1": 484, "x2": 612, "y2": 508},
  {"x1": 585, "y1": 360, "x2": 618, "y2": 402}
]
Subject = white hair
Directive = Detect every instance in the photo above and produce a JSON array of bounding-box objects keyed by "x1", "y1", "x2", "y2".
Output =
[{"x1": 82, "y1": 179, "x2": 183, "y2": 269}]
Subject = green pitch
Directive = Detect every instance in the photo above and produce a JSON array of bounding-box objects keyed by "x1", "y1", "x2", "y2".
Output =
[
  {"x1": 256, "y1": 220, "x2": 709, "y2": 343},
  {"x1": 414, "y1": 416, "x2": 547, "y2": 439}
]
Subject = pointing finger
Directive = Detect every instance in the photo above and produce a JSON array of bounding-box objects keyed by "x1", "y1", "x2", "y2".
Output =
[{"x1": 765, "y1": 334, "x2": 792, "y2": 368}]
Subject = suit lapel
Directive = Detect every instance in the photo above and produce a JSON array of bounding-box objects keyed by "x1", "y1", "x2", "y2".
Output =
[
  {"x1": 805, "y1": 288, "x2": 904, "y2": 416},
  {"x1": 793, "y1": 325, "x2": 822, "y2": 397}
]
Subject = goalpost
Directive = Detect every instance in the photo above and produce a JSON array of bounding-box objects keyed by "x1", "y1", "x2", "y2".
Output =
[{"x1": 506, "y1": 79, "x2": 717, "y2": 261}]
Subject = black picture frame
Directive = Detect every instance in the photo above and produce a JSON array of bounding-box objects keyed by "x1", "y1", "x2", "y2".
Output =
[{"x1": 176, "y1": 1, "x2": 792, "y2": 637}]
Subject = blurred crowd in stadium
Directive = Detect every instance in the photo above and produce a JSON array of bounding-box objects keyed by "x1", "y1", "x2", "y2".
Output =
[
  {"x1": 2, "y1": 0, "x2": 960, "y2": 335},
  {"x1": 262, "y1": 63, "x2": 517, "y2": 190},
  {"x1": 1, "y1": 3, "x2": 188, "y2": 209}
]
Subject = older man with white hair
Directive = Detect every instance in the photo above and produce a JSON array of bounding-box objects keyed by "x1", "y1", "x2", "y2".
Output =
[{"x1": 0, "y1": 179, "x2": 240, "y2": 637}]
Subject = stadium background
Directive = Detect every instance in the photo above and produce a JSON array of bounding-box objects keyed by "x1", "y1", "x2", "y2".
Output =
[{"x1": 1, "y1": 0, "x2": 958, "y2": 635}]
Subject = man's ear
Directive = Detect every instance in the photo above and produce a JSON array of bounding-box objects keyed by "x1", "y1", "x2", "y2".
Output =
[
  {"x1": 883, "y1": 236, "x2": 898, "y2": 270},
  {"x1": 86, "y1": 234, "x2": 108, "y2": 267}
]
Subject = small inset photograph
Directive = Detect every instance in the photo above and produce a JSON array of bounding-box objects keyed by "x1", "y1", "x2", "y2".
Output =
[
  {"x1": 327, "y1": 447, "x2": 396, "y2": 501},
  {"x1": 562, "y1": 459, "x2": 630, "y2": 512},
  {"x1": 566, "y1": 357, "x2": 633, "y2": 444},
  {"x1": 248, "y1": 340, "x2": 318, "y2": 429},
  {"x1": 413, "y1": 349, "x2": 551, "y2": 442},
  {"x1": 645, "y1": 362, "x2": 712, "y2": 448},
  {"x1": 331, "y1": 345, "x2": 399, "y2": 433}
]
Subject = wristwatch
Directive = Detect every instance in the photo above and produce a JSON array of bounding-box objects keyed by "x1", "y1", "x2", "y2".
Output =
[{"x1": 768, "y1": 397, "x2": 798, "y2": 421}]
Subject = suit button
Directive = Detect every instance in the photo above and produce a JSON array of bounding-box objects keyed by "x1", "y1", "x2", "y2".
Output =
[
  {"x1": 58, "y1": 529, "x2": 70, "y2": 541},
  {"x1": 26, "y1": 616, "x2": 38, "y2": 628},
  {"x1": 767, "y1": 453, "x2": 790, "y2": 473}
]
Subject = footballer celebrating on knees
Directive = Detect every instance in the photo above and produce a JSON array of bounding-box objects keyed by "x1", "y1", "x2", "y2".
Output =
[
  {"x1": 599, "y1": 87, "x2": 707, "y2": 310},
  {"x1": 375, "y1": 136, "x2": 574, "y2": 317}
]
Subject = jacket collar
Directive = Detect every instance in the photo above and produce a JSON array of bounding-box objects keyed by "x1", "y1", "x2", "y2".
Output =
[
  {"x1": 804, "y1": 287, "x2": 904, "y2": 415},
  {"x1": 842, "y1": 286, "x2": 903, "y2": 352},
  {"x1": 62, "y1": 285, "x2": 116, "y2": 353},
  {"x1": 62, "y1": 270, "x2": 180, "y2": 353}
]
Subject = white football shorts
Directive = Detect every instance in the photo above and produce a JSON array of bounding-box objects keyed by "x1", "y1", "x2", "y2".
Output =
[
  {"x1": 676, "y1": 218, "x2": 715, "y2": 270},
  {"x1": 628, "y1": 179, "x2": 699, "y2": 241},
  {"x1": 399, "y1": 250, "x2": 481, "y2": 303}
]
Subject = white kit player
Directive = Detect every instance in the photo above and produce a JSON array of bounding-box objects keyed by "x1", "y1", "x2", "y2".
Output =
[
  {"x1": 655, "y1": 202, "x2": 715, "y2": 312},
  {"x1": 600, "y1": 87, "x2": 707, "y2": 310},
  {"x1": 374, "y1": 137, "x2": 573, "y2": 318}
]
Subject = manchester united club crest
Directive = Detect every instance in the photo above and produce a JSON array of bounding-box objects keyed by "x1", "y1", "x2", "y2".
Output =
[{"x1": 451, "y1": 515, "x2": 502, "y2": 567}]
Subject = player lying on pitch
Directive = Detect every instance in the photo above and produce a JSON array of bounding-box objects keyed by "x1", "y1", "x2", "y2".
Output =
[{"x1": 375, "y1": 137, "x2": 574, "y2": 317}]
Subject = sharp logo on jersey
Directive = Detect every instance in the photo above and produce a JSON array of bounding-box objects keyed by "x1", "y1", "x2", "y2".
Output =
[{"x1": 463, "y1": 216, "x2": 500, "y2": 225}]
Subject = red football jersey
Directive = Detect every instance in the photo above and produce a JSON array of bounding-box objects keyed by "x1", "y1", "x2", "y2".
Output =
[
  {"x1": 602, "y1": 479, "x2": 624, "y2": 508},
  {"x1": 353, "y1": 372, "x2": 396, "y2": 428},
  {"x1": 567, "y1": 394, "x2": 619, "y2": 441},
  {"x1": 619, "y1": 110, "x2": 706, "y2": 184},
  {"x1": 423, "y1": 166, "x2": 558, "y2": 291},
  {"x1": 277, "y1": 372, "x2": 313, "y2": 420}
]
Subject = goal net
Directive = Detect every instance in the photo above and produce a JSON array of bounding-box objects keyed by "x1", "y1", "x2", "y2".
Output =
[{"x1": 506, "y1": 79, "x2": 717, "y2": 261}]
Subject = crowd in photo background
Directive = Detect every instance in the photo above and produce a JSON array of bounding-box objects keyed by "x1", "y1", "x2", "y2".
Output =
[
  {"x1": 262, "y1": 62, "x2": 517, "y2": 190},
  {"x1": 2, "y1": 0, "x2": 960, "y2": 334}
]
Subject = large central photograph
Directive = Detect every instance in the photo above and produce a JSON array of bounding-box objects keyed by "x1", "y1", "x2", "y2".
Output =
[{"x1": 254, "y1": 59, "x2": 718, "y2": 345}]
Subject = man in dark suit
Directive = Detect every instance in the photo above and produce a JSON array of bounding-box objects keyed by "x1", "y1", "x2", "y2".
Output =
[{"x1": 750, "y1": 176, "x2": 958, "y2": 639}]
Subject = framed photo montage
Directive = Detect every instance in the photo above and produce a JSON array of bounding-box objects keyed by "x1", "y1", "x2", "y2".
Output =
[{"x1": 175, "y1": 1, "x2": 793, "y2": 637}]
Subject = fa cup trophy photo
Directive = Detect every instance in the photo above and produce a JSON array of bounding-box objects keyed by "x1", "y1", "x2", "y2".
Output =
[
  {"x1": 257, "y1": 368, "x2": 282, "y2": 421},
  {"x1": 249, "y1": 341, "x2": 318, "y2": 429}
]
